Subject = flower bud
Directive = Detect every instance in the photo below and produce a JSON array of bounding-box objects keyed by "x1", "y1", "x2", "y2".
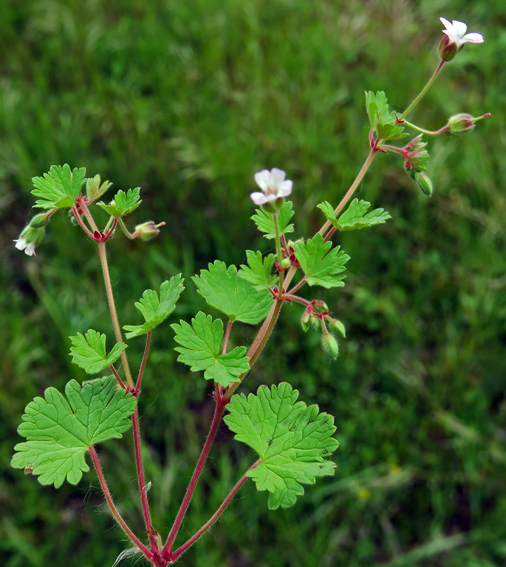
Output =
[
  {"x1": 327, "y1": 318, "x2": 346, "y2": 338},
  {"x1": 29, "y1": 213, "x2": 49, "y2": 228},
  {"x1": 301, "y1": 308, "x2": 312, "y2": 332},
  {"x1": 447, "y1": 112, "x2": 491, "y2": 135},
  {"x1": 134, "y1": 221, "x2": 165, "y2": 241},
  {"x1": 321, "y1": 332, "x2": 339, "y2": 360},
  {"x1": 415, "y1": 172, "x2": 433, "y2": 197},
  {"x1": 281, "y1": 258, "x2": 291, "y2": 270}
]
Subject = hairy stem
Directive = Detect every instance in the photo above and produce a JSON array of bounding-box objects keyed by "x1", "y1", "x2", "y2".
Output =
[
  {"x1": 222, "y1": 320, "x2": 234, "y2": 355},
  {"x1": 136, "y1": 331, "x2": 152, "y2": 392},
  {"x1": 170, "y1": 463, "x2": 259, "y2": 562},
  {"x1": 88, "y1": 447, "x2": 153, "y2": 561},
  {"x1": 162, "y1": 400, "x2": 227, "y2": 558},
  {"x1": 97, "y1": 240, "x2": 133, "y2": 388},
  {"x1": 399, "y1": 60, "x2": 445, "y2": 120},
  {"x1": 132, "y1": 407, "x2": 159, "y2": 552},
  {"x1": 273, "y1": 213, "x2": 285, "y2": 294}
]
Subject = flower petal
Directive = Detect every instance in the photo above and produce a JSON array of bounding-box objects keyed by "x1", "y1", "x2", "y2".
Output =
[
  {"x1": 250, "y1": 191, "x2": 268, "y2": 206},
  {"x1": 278, "y1": 180, "x2": 293, "y2": 197},
  {"x1": 452, "y1": 20, "x2": 468, "y2": 37},
  {"x1": 440, "y1": 17, "x2": 452, "y2": 31},
  {"x1": 254, "y1": 170, "x2": 270, "y2": 192},
  {"x1": 462, "y1": 32, "x2": 484, "y2": 43},
  {"x1": 25, "y1": 242, "x2": 36, "y2": 256},
  {"x1": 14, "y1": 238, "x2": 27, "y2": 251},
  {"x1": 270, "y1": 168, "x2": 286, "y2": 188}
]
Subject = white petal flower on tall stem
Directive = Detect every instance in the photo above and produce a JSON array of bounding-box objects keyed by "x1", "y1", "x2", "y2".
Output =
[
  {"x1": 440, "y1": 18, "x2": 484, "y2": 48},
  {"x1": 250, "y1": 168, "x2": 293, "y2": 206}
]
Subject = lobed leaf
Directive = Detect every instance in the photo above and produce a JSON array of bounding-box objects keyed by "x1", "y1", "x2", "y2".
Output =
[
  {"x1": 224, "y1": 382, "x2": 338, "y2": 509},
  {"x1": 365, "y1": 91, "x2": 405, "y2": 141},
  {"x1": 318, "y1": 199, "x2": 391, "y2": 231},
  {"x1": 69, "y1": 329, "x2": 127, "y2": 374},
  {"x1": 251, "y1": 201, "x2": 294, "y2": 240},
  {"x1": 238, "y1": 251, "x2": 277, "y2": 291},
  {"x1": 97, "y1": 188, "x2": 142, "y2": 217},
  {"x1": 11, "y1": 376, "x2": 136, "y2": 488},
  {"x1": 193, "y1": 261, "x2": 272, "y2": 325},
  {"x1": 124, "y1": 274, "x2": 184, "y2": 339},
  {"x1": 293, "y1": 233, "x2": 350, "y2": 289},
  {"x1": 32, "y1": 164, "x2": 86, "y2": 210},
  {"x1": 171, "y1": 312, "x2": 250, "y2": 386}
]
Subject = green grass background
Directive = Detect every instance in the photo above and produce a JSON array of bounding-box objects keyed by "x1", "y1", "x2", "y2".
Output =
[{"x1": 1, "y1": 1, "x2": 505, "y2": 566}]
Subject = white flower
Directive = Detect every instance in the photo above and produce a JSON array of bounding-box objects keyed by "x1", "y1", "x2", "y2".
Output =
[
  {"x1": 14, "y1": 238, "x2": 36, "y2": 256},
  {"x1": 440, "y1": 18, "x2": 484, "y2": 48},
  {"x1": 250, "y1": 168, "x2": 293, "y2": 206}
]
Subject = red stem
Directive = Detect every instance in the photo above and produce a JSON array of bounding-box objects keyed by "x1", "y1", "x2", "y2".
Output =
[
  {"x1": 222, "y1": 320, "x2": 234, "y2": 355},
  {"x1": 109, "y1": 365, "x2": 126, "y2": 389},
  {"x1": 282, "y1": 293, "x2": 311, "y2": 307},
  {"x1": 88, "y1": 447, "x2": 153, "y2": 561},
  {"x1": 71, "y1": 206, "x2": 96, "y2": 240},
  {"x1": 170, "y1": 463, "x2": 259, "y2": 562},
  {"x1": 162, "y1": 400, "x2": 227, "y2": 558},
  {"x1": 286, "y1": 277, "x2": 307, "y2": 296},
  {"x1": 132, "y1": 407, "x2": 159, "y2": 552}
]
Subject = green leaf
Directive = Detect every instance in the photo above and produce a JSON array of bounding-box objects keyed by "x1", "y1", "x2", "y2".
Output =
[
  {"x1": 11, "y1": 376, "x2": 136, "y2": 488},
  {"x1": 365, "y1": 91, "x2": 405, "y2": 141},
  {"x1": 293, "y1": 233, "x2": 350, "y2": 289},
  {"x1": 193, "y1": 261, "x2": 272, "y2": 325},
  {"x1": 251, "y1": 201, "x2": 294, "y2": 240},
  {"x1": 123, "y1": 275, "x2": 185, "y2": 339},
  {"x1": 318, "y1": 199, "x2": 391, "y2": 231},
  {"x1": 224, "y1": 382, "x2": 338, "y2": 509},
  {"x1": 171, "y1": 312, "x2": 250, "y2": 386},
  {"x1": 31, "y1": 164, "x2": 86, "y2": 210},
  {"x1": 69, "y1": 330, "x2": 127, "y2": 374},
  {"x1": 238, "y1": 251, "x2": 277, "y2": 291},
  {"x1": 97, "y1": 188, "x2": 141, "y2": 217}
]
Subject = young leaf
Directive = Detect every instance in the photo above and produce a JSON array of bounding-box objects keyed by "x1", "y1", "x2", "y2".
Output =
[
  {"x1": 171, "y1": 312, "x2": 250, "y2": 386},
  {"x1": 11, "y1": 376, "x2": 136, "y2": 488},
  {"x1": 193, "y1": 261, "x2": 272, "y2": 325},
  {"x1": 238, "y1": 251, "x2": 277, "y2": 291},
  {"x1": 294, "y1": 233, "x2": 350, "y2": 289},
  {"x1": 365, "y1": 91, "x2": 405, "y2": 141},
  {"x1": 251, "y1": 201, "x2": 294, "y2": 240},
  {"x1": 318, "y1": 199, "x2": 391, "y2": 231},
  {"x1": 69, "y1": 330, "x2": 127, "y2": 374},
  {"x1": 97, "y1": 188, "x2": 141, "y2": 218},
  {"x1": 224, "y1": 382, "x2": 338, "y2": 510},
  {"x1": 123, "y1": 274, "x2": 185, "y2": 339},
  {"x1": 32, "y1": 164, "x2": 86, "y2": 210}
]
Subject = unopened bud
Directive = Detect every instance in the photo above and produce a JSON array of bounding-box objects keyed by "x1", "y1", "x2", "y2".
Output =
[
  {"x1": 415, "y1": 172, "x2": 433, "y2": 197},
  {"x1": 29, "y1": 213, "x2": 49, "y2": 228},
  {"x1": 301, "y1": 308, "x2": 311, "y2": 332},
  {"x1": 447, "y1": 112, "x2": 491, "y2": 135},
  {"x1": 321, "y1": 332, "x2": 339, "y2": 360},
  {"x1": 327, "y1": 318, "x2": 346, "y2": 338},
  {"x1": 134, "y1": 221, "x2": 166, "y2": 241},
  {"x1": 281, "y1": 258, "x2": 291, "y2": 270}
]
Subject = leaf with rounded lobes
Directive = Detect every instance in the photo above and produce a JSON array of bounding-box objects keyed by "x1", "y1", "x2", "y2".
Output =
[
  {"x1": 97, "y1": 188, "x2": 141, "y2": 217},
  {"x1": 225, "y1": 383, "x2": 338, "y2": 509},
  {"x1": 171, "y1": 312, "x2": 250, "y2": 386},
  {"x1": 11, "y1": 376, "x2": 136, "y2": 488},
  {"x1": 123, "y1": 275, "x2": 185, "y2": 339},
  {"x1": 32, "y1": 164, "x2": 86, "y2": 210},
  {"x1": 193, "y1": 261, "x2": 271, "y2": 324},
  {"x1": 69, "y1": 329, "x2": 127, "y2": 374},
  {"x1": 239, "y1": 251, "x2": 277, "y2": 291},
  {"x1": 318, "y1": 199, "x2": 391, "y2": 231},
  {"x1": 294, "y1": 233, "x2": 350, "y2": 288}
]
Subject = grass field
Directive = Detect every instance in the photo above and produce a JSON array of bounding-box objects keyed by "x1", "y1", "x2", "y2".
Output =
[{"x1": 1, "y1": 1, "x2": 505, "y2": 566}]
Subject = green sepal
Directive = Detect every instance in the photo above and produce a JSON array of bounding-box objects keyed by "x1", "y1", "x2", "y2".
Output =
[
  {"x1": 193, "y1": 261, "x2": 272, "y2": 325},
  {"x1": 123, "y1": 275, "x2": 185, "y2": 339},
  {"x1": 11, "y1": 376, "x2": 136, "y2": 488},
  {"x1": 318, "y1": 199, "x2": 391, "y2": 231},
  {"x1": 97, "y1": 188, "x2": 141, "y2": 218},
  {"x1": 224, "y1": 382, "x2": 338, "y2": 509},
  {"x1": 69, "y1": 330, "x2": 127, "y2": 374},
  {"x1": 251, "y1": 201, "x2": 294, "y2": 240},
  {"x1": 171, "y1": 312, "x2": 250, "y2": 386},
  {"x1": 238, "y1": 251, "x2": 277, "y2": 291},
  {"x1": 31, "y1": 164, "x2": 86, "y2": 210},
  {"x1": 293, "y1": 233, "x2": 350, "y2": 289}
]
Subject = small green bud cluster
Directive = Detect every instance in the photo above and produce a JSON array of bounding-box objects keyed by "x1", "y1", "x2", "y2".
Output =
[{"x1": 300, "y1": 300, "x2": 346, "y2": 359}]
